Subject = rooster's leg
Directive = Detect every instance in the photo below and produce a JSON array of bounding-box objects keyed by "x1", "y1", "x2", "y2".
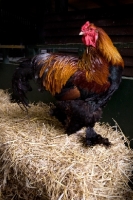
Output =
[
  {"x1": 85, "y1": 127, "x2": 111, "y2": 146},
  {"x1": 50, "y1": 103, "x2": 67, "y2": 125},
  {"x1": 66, "y1": 118, "x2": 84, "y2": 135}
]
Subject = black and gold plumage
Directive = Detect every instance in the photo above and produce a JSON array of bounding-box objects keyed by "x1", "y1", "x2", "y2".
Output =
[{"x1": 12, "y1": 21, "x2": 124, "y2": 146}]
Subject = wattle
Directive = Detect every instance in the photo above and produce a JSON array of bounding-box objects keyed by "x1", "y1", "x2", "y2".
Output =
[{"x1": 82, "y1": 35, "x2": 96, "y2": 47}]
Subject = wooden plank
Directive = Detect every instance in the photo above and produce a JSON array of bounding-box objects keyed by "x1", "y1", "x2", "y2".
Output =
[
  {"x1": 123, "y1": 57, "x2": 133, "y2": 67},
  {"x1": 92, "y1": 18, "x2": 133, "y2": 27},
  {"x1": 42, "y1": 5, "x2": 133, "y2": 22},
  {"x1": 42, "y1": 18, "x2": 133, "y2": 30},
  {"x1": 30, "y1": 42, "x2": 133, "y2": 49},
  {"x1": 0, "y1": 45, "x2": 25, "y2": 49},
  {"x1": 110, "y1": 36, "x2": 133, "y2": 43},
  {"x1": 102, "y1": 26, "x2": 133, "y2": 35},
  {"x1": 118, "y1": 48, "x2": 133, "y2": 57},
  {"x1": 41, "y1": 26, "x2": 133, "y2": 38},
  {"x1": 123, "y1": 67, "x2": 133, "y2": 77},
  {"x1": 40, "y1": 5, "x2": 133, "y2": 22},
  {"x1": 39, "y1": 35, "x2": 133, "y2": 44}
]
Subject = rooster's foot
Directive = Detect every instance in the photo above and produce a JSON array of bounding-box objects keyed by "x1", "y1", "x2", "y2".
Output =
[{"x1": 85, "y1": 127, "x2": 111, "y2": 147}]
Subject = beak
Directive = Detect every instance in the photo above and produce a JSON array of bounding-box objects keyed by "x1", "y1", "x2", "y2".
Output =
[{"x1": 79, "y1": 31, "x2": 84, "y2": 35}]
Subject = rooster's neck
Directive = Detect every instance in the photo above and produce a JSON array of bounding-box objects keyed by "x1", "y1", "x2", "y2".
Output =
[
  {"x1": 78, "y1": 46, "x2": 110, "y2": 85},
  {"x1": 78, "y1": 46, "x2": 101, "y2": 71},
  {"x1": 96, "y1": 28, "x2": 124, "y2": 68}
]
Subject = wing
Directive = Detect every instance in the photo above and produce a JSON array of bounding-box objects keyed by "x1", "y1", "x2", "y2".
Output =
[
  {"x1": 33, "y1": 53, "x2": 79, "y2": 96},
  {"x1": 54, "y1": 48, "x2": 111, "y2": 101},
  {"x1": 55, "y1": 67, "x2": 110, "y2": 102}
]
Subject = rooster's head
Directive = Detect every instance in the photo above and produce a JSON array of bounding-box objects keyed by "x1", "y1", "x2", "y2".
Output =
[{"x1": 79, "y1": 21, "x2": 98, "y2": 48}]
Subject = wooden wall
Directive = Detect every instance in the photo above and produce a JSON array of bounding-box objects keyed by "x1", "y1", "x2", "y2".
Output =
[
  {"x1": 0, "y1": 9, "x2": 36, "y2": 45},
  {"x1": 37, "y1": 4, "x2": 133, "y2": 77},
  {"x1": 0, "y1": 4, "x2": 133, "y2": 77}
]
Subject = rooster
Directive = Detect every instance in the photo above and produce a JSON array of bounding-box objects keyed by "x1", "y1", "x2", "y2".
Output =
[{"x1": 12, "y1": 21, "x2": 124, "y2": 146}]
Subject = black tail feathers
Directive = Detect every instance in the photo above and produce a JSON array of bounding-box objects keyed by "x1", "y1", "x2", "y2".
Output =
[{"x1": 12, "y1": 58, "x2": 34, "y2": 111}]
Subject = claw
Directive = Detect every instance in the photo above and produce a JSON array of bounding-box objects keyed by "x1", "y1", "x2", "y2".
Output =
[{"x1": 85, "y1": 127, "x2": 111, "y2": 147}]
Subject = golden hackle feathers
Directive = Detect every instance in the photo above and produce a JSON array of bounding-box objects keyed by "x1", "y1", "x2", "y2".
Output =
[
  {"x1": 39, "y1": 54, "x2": 78, "y2": 95},
  {"x1": 78, "y1": 48, "x2": 110, "y2": 87},
  {"x1": 97, "y1": 27, "x2": 124, "y2": 68}
]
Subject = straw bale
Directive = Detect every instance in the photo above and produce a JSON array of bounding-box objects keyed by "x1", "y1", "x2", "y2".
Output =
[{"x1": 0, "y1": 89, "x2": 133, "y2": 200}]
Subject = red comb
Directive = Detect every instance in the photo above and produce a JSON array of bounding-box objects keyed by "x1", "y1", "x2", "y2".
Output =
[{"x1": 81, "y1": 21, "x2": 90, "y2": 31}]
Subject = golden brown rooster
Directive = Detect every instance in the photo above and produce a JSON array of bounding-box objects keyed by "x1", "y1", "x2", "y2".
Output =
[{"x1": 12, "y1": 21, "x2": 124, "y2": 146}]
